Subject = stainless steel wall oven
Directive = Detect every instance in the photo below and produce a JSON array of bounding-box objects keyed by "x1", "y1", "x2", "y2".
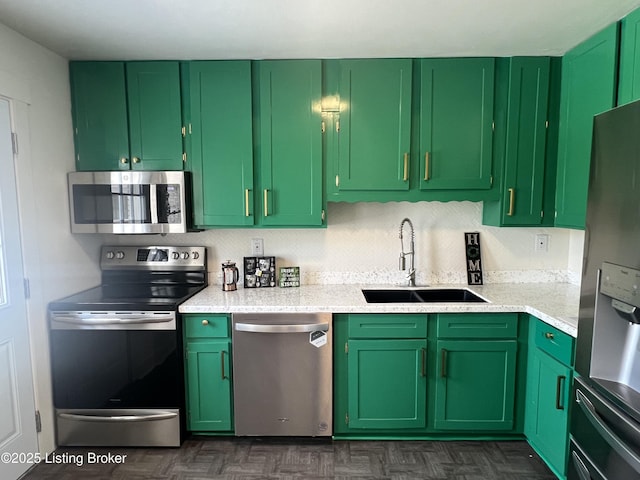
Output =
[{"x1": 48, "y1": 245, "x2": 207, "y2": 447}]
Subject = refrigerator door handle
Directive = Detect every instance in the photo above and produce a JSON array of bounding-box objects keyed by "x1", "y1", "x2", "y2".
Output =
[
  {"x1": 571, "y1": 450, "x2": 591, "y2": 480},
  {"x1": 234, "y1": 322, "x2": 329, "y2": 334},
  {"x1": 576, "y1": 387, "x2": 640, "y2": 474}
]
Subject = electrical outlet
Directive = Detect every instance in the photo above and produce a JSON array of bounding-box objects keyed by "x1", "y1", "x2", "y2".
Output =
[
  {"x1": 535, "y1": 234, "x2": 549, "y2": 252},
  {"x1": 251, "y1": 238, "x2": 264, "y2": 256}
]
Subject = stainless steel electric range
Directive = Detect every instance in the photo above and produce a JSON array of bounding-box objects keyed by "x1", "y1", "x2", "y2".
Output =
[{"x1": 48, "y1": 245, "x2": 207, "y2": 447}]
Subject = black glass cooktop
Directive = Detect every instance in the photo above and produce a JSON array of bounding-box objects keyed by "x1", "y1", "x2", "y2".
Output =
[{"x1": 48, "y1": 283, "x2": 206, "y2": 312}]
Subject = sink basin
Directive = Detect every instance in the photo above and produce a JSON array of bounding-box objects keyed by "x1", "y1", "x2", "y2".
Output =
[{"x1": 362, "y1": 288, "x2": 487, "y2": 304}]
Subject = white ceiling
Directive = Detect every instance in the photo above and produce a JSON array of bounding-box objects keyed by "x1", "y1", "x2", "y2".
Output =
[{"x1": 1, "y1": 0, "x2": 640, "y2": 60}]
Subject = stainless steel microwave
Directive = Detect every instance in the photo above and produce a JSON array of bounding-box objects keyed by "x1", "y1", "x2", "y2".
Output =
[{"x1": 68, "y1": 171, "x2": 191, "y2": 234}]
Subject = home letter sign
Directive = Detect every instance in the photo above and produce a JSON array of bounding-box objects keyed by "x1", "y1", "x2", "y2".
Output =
[{"x1": 465, "y1": 232, "x2": 483, "y2": 285}]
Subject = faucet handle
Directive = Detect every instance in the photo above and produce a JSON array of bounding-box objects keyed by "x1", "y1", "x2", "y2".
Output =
[{"x1": 399, "y1": 253, "x2": 406, "y2": 271}]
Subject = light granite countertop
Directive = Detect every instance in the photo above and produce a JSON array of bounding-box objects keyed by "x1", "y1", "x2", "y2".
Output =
[{"x1": 180, "y1": 282, "x2": 580, "y2": 337}]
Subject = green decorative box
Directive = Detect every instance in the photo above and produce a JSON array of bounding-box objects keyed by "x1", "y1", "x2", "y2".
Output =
[{"x1": 279, "y1": 266, "x2": 300, "y2": 288}]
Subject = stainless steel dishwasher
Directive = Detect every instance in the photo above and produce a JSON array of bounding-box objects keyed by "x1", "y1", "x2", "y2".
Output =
[{"x1": 232, "y1": 313, "x2": 332, "y2": 436}]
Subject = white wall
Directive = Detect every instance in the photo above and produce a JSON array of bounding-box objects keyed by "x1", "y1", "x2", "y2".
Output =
[
  {"x1": 112, "y1": 201, "x2": 581, "y2": 286},
  {"x1": 0, "y1": 23, "x2": 102, "y2": 455}
]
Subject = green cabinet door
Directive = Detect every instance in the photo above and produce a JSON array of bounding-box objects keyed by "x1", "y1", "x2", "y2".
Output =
[
  {"x1": 555, "y1": 24, "x2": 619, "y2": 229},
  {"x1": 619, "y1": 8, "x2": 640, "y2": 105},
  {"x1": 185, "y1": 340, "x2": 232, "y2": 432},
  {"x1": 419, "y1": 58, "x2": 494, "y2": 190},
  {"x1": 483, "y1": 57, "x2": 550, "y2": 226},
  {"x1": 525, "y1": 348, "x2": 571, "y2": 477},
  {"x1": 187, "y1": 61, "x2": 254, "y2": 227},
  {"x1": 347, "y1": 339, "x2": 427, "y2": 429},
  {"x1": 70, "y1": 62, "x2": 130, "y2": 171},
  {"x1": 126, "y1": 62, "x2": 184, "y2": 170},
  {"x1": 335, "y1": 59, "x2": 412, "y2": 191},
  {"x1": 434, "y1": 340, "x2": 517, "y2": 430},
  {"x1": 256, "y1": 60, "x2": 324, "y2": 226}
]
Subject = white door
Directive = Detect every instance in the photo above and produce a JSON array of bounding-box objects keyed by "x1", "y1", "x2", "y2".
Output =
[{"x1": 0, "y1": 97, "x2": 38, "y2": 479}]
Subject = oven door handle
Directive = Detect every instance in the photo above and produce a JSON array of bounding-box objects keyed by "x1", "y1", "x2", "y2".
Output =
[
  {"x1": 58, "y1": 411, "x2": 178, "y2": 423},
  {"x1": 52, "y1": 315, "x2": 175, "y2": 325},
  {"x1": 576, "y1": 387, "x2": 640, "y2": 474}
]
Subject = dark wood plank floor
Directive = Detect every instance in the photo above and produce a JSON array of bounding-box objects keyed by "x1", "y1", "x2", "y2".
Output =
[{"x1": 21, "y1": 437, "x2": 557, "y2": 480}]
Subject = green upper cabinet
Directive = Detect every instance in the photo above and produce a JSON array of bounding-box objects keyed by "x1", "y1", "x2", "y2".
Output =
[
  {"x1": 125, "y1": 62, "x2": 184, "y2": 170},
  {"x1": 70, "y1": 61, "x2": 184, "y2": 171},
  {"x1": 70, "y1": 62, "x2": 129, "y2": 171},
  {"x1": 255, "y1": 60, "x2": 325, "y2": 226},
  {"x1": 483, "y1": 57, "x2": 551, "y2": 226},
  {"x1": 418, "y1": 58, "x2": 494, "y2": 190},
  {"x1": 334, "y1": 59, "x2": 413, "y2": 192},
  {"x1": 555, "y1": 24, "x2": 619, "y2": 229},
  {"x1": 185, "y1": 61, "x2": 254, "y2": 227},
  {"x1": 619, "y1": 7, "x2": 640, "y2": 105}
]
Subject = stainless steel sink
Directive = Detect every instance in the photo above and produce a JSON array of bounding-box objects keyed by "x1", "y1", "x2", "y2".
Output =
[{"x1": 362, "y1": 288, "x2": 487, "y2": 303}]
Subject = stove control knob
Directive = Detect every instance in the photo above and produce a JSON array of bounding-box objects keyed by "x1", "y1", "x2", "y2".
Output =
[
  {"x1": 115, "y1": 251, "x2": 125, "y2": 260},
  {"x1": 172, "y1": 252, "x2": 180, "y2": 260},
  {"x1": 192, "y1": 251, "x2": 200, "y2": 260},
  {"x1": 181, "y1": 252, "x2": 190, "y2": 260},
  {"x1": 105, "y1": 251, "x2": 115, "y2": 259}
]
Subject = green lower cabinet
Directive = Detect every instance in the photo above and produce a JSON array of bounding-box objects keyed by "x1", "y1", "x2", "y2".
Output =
[
  {"x1": 433, "y1": 340, "x2": 517, "y2": 431},
  {"x1": 185, "y1": 340, "x2": 233, "y2": 432},
  {"x1": 347, "y1": 339, "x2": 427, "y2": 430},
  {"x1": 525, "y1": 347, "x2": 571, "y2": 477},
  {"x1": 183, "y1": 314, "x2": 233, "y2": 433}
]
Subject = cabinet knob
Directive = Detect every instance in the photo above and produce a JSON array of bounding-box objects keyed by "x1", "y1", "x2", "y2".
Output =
[
  {"x1": 545, "y1": 332, "x2": 554, "y2": 340},
  {"x1": 202, "y1": 319, "x2": 209, "y2": 326},
  {"x1": 120, "y1": 157, "x2": 128, "y2": 164},
  {"x1": 132, "y1": 157, "x2": 140, "y2": 164}
]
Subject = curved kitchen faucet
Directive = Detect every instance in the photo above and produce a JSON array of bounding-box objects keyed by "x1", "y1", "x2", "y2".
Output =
[{"x1": 399, "y1": 218, "x2": 416, "y2": 287}]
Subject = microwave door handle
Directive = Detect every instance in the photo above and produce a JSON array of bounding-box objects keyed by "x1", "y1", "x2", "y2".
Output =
[
  {"x1": 576, "y1": 388, "x2": 640, "y2": 474},
  {"x1": 150, "y1": 184, "x2": 159, "y2": 224}
]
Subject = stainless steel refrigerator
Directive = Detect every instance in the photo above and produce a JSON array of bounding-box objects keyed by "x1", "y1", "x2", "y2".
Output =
[{"x1": 570, "y1": 99, "x2": 640, "y2": 479}]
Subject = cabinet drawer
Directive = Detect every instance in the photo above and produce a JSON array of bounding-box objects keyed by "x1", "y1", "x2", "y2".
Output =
[
  {"x1": 184, "y1": 314, "x2": 229, "y2": 338},
  {"x1": 534, "y1": 320, "x2": 574, "y2": 367},
  {"x1": 348, "y1": 314, "x2": 427, "y2": 338},
  {"x1": 436, "y1": 313, "x2": 518, "y2": 339}
]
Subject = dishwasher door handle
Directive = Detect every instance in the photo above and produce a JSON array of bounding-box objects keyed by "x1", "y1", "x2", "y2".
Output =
[{"x1": 234, "y1": 322, "x2": 330, "y2": 334}]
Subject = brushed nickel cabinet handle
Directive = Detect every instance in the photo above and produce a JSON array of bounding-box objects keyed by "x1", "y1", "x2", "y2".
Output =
[
  {"x1": 556, "y1": 375, "x2": 566, "y2": 410},
  {"x1": 132, "y1": 157, "x2": 140, "y2": 164},
  {"x1": 221, "y1": 351, "x2": 227, "y2": 380},
  {"x1": 245, "y1": 189, "x2": 250, "y2": 217},
  {"x1": 545, "y1": 332, "x2": 555, "y2": 340},
  {"x1": 421, "y1": 348, "x2": 427, "y2": 377},
  {"x1": 201, "y1": 319, "x2": 209, "y2": 326},
  {"x1": 424, "y1": 152, "x2": 430, "y2": 181},
  {"x1": 263, "y1": 189, "x2": 269, "y2": 217},
  {"x1": 508, "y1": 188, "x2": 515, "y2": 216},
  {"x1": 120, "y1": 157, "x2": 128, "y2": 164},
  {"x1": 403, "y1": 153, "x2": 409, "y2": 181},
  {"x1": 440, "y1": 348, "x2": 447, "y2": 378}
]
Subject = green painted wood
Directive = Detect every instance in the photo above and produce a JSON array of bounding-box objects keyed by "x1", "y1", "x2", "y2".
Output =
[
  {"x1": 184, "y1": 313, "x2": 230, "y2": 338},
  {"x1": 419, "y1": 58, "x2": 494, "y2": 190},
  {"x1": 348, "y1": 314, "x2": 428, "y2": 339},
  {"x1": 534, "y1": 321, "x2": 574, "y2": 367},
  {"x1": 70, "y1": 62, "x2": 129, "y2": 171},
  {"x1": 257, "y1": 60, "x2": 324, "y2": 226},
  {"x1": 555, "y1": 24, "x2": 619, "y2": 229},
  {"x1": 347, "y1": 339, "x2": 427, "y2": 429},
  {"x1": 436, "y1": 313, "x2": 518, "y2": 339},
  {"x1": 434, "y1": 339, "x2": 517, "y2": 431},
  {"x1": 126, "y1": 61, "x2": 184, "y2": 171},
  {"x1": 619, "y1": 8, "x2": 640, "y2": 105},
  {"x1": 187, "y1": 61, "x2": 254, "y2": 227},
  {"x1": 524, "y1": 325, "x2": 572, "y2": 478},
  {"x1": 185, "y1": 339, "x2": 233, "y2": 432},
  {"x1": 336, "y1": 59, "x2": 412, "y2": 191},
  {"x1": 484, "y1": 58, "x2": 550, "y2": 226}
]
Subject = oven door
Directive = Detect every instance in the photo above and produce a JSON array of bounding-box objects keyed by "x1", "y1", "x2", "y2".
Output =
[
  {"x1": 569, "y1": 376, "x2": 640, "y2": 479},
  {"x1": 49, "y1": 311, "x2": 184, "y2": 446},
  {"x1": 68, "y1": 171, "x2": 187, "y2": 234}
]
